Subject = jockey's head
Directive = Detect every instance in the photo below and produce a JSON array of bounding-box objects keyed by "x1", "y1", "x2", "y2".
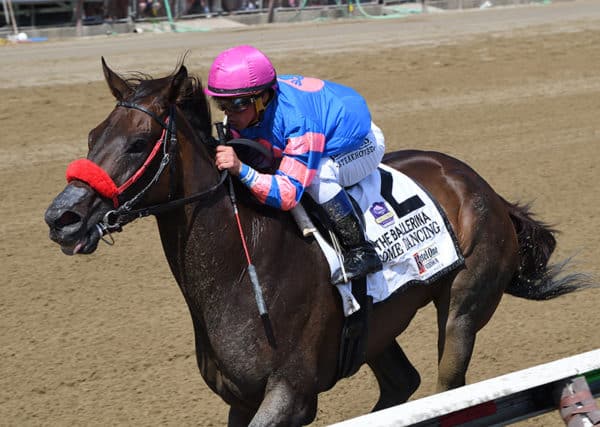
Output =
[{"x1": 206, "y1": 45, "x2": 277, "y2": 129}]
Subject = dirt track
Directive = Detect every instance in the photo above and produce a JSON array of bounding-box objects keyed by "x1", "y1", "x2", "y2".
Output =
[{"x1": 1, "y1": 1, "x2": 600, "y2": 425}]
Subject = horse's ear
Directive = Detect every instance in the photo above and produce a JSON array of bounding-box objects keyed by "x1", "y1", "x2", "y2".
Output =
[
  {"x1": 102, "y1": 57, "x2": 132, "y2": 101},
  {"x1": 168, "y1": 64, "x2": 188, "y2": 104}
]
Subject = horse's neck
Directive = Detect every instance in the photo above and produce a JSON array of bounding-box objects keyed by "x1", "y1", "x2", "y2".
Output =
[{"x1": 155, "y1": 127, "x2": 254, "y2": 302}]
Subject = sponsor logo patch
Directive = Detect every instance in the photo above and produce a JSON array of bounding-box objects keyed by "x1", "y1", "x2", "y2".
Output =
[
  {"x1": 413, "y1": 245, "x2": 440, "y2": 275},
  {"x1": 370, "y1": 201, "x2": 394, "y2": 227}
]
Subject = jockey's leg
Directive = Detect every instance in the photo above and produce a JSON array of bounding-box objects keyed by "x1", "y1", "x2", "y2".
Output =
[
  {"x1": 306, "y1": 122, "x2": 385, "y2": 285},
  {"x1": 320, "y1": 189, "x2": 383, "y2": 284}
]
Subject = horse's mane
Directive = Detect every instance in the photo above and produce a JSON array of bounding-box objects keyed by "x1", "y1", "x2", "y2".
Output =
[{"x1": 118, "y1": 61, "x2": 213, "y2": 142}]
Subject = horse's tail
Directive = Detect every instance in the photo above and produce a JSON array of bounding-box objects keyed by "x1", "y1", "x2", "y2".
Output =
[{"x1": 502, "y1": 198, "x2": 594, "y2": 300}]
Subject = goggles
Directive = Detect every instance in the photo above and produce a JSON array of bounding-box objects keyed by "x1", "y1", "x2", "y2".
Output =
[{"x1": 215, "y1": 96, "x2": 255, "y2": 113}]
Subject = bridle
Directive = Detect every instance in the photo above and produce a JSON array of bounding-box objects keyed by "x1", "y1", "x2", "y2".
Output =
[
  {"x1": 66, "y1": 101, "x2": 228, "y2": 239},
  {"x1": 66, "y1": 100, "x2": 273, "y2": 324}
]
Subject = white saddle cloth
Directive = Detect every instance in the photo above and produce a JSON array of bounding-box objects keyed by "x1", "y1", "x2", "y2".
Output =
[{"x1": 320, "y1": 164, "x2": 464, "y2": 316}]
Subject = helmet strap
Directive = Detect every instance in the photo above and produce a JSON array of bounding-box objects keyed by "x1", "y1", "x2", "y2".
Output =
[
  {"x1": 248, "y1": 91, "x2": 271, "y2": 126},
  {"x1": 254, "y1": 94, "x2": 266, "y2": 115}
]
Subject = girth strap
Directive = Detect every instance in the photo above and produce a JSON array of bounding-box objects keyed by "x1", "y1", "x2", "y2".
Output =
[{"x1": 336, "y1": 277, "x2": 372, "y2": 380}]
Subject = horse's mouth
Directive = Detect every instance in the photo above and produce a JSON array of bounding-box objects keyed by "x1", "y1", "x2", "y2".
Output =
[
  {"x1": 46, "y1": 183, "x2": 114, "y2": 256},
  {"x1": 54, "y1": 224, "x2": 103, "y2": 256}
]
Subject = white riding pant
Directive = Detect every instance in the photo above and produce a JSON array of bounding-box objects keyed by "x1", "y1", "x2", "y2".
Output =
[{"x1": 305, "y1": 122, "x2": 385, "y2": 204}]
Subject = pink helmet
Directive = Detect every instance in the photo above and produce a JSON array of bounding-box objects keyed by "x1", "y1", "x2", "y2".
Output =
[{"x1": 206, "y1": 45, "x2": 277, "y2": 97}]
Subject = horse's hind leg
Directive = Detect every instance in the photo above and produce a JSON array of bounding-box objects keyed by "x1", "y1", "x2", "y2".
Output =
[
  {"x1": 433, "y1": 278, "x2": 474, "y2": 391},
  {"x1": 434, "y1": 256, "x2": 509, "y2": 392},
  {"x1": 368, "y1": 340, "x2": 421, "y2": 411}
]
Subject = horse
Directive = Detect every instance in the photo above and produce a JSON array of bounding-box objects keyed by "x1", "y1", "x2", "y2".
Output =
[{"x1": 44, "y1": 60, "x2": 591, "y2": 426}]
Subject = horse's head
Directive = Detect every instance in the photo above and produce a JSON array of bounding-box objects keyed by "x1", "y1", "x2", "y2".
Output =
[{"x1": 45, "y1": 58, "x2": 213, "y2": 255}]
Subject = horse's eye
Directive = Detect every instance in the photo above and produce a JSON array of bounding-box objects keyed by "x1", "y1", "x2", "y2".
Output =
[{"x1": 127, "y1": 138, "x2": 148, "y2": 154}]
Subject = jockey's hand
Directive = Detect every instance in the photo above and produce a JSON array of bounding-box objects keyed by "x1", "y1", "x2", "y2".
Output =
[{"x1": 215, "y1": 145, "x2": 242, "y2": 176}]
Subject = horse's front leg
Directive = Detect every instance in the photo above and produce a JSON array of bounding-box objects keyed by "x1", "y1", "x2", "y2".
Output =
[
  {"x1": 248, "y1": 377, "x2": 318, "y2": 427},
  {"x1": 228, "y1": 406, "x2": 255, "y2": 427}
]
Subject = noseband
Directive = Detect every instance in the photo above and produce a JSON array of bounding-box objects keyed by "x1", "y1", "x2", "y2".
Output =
[{"x1": 65, "y1": 101, "x2": 228, "y2": 237}]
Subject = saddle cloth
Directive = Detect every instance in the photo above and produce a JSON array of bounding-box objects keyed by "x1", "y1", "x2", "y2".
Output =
[{"x1": 326, "y1": 164, "x2": 465, "y2": 316}]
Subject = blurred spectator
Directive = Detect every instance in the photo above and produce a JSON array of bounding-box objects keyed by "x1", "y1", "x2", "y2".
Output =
[
  {"x1": 200, "y1": 0, "x2": 211, "y2": 15},
  {"x1": 138, "y1": 0, "x2": 162, "y2": 17},
  {"x1": 241, "y1": 0, "x2": 257, "y2": 9},
  {"x1": 184, "y1": 0, "x2": 212, "y2": 15}
]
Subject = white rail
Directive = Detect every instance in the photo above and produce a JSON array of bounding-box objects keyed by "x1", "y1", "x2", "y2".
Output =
[{"x1": 331, "y1": 348, "x2": 600, "y2": 427}]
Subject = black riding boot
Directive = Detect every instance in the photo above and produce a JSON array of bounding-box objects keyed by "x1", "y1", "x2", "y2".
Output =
[{"x1": 320, "y1": 190, "x2": 383, "y2": 285}]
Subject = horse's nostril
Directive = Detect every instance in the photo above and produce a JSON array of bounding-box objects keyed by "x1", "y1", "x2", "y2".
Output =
[{"x1": 55, "y1": 211, "x2": 82, "y2": 229}]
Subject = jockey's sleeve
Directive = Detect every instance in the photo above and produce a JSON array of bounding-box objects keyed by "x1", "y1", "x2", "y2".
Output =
[{"x1": 237, "y1": 132, "x2": 326, "y2": 210}]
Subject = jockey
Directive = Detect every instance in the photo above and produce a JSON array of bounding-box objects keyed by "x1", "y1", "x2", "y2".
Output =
[{"x1": 208, "y1": 45, "x2": 385, "y2": 285}]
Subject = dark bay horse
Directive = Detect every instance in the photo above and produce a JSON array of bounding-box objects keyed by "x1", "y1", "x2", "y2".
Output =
[{"x1": 44, "y1": 61, "x2": 591, "y2": 426}]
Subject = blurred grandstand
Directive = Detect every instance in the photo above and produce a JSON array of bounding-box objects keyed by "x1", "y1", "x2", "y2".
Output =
[{"x1": 1, "y1": 0, "x2": 550, "y2": 38}]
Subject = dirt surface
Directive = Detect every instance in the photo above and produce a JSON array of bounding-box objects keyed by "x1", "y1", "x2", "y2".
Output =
[{"x1": 2, "y1": 1, "x2": 600, "y2": 425}]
